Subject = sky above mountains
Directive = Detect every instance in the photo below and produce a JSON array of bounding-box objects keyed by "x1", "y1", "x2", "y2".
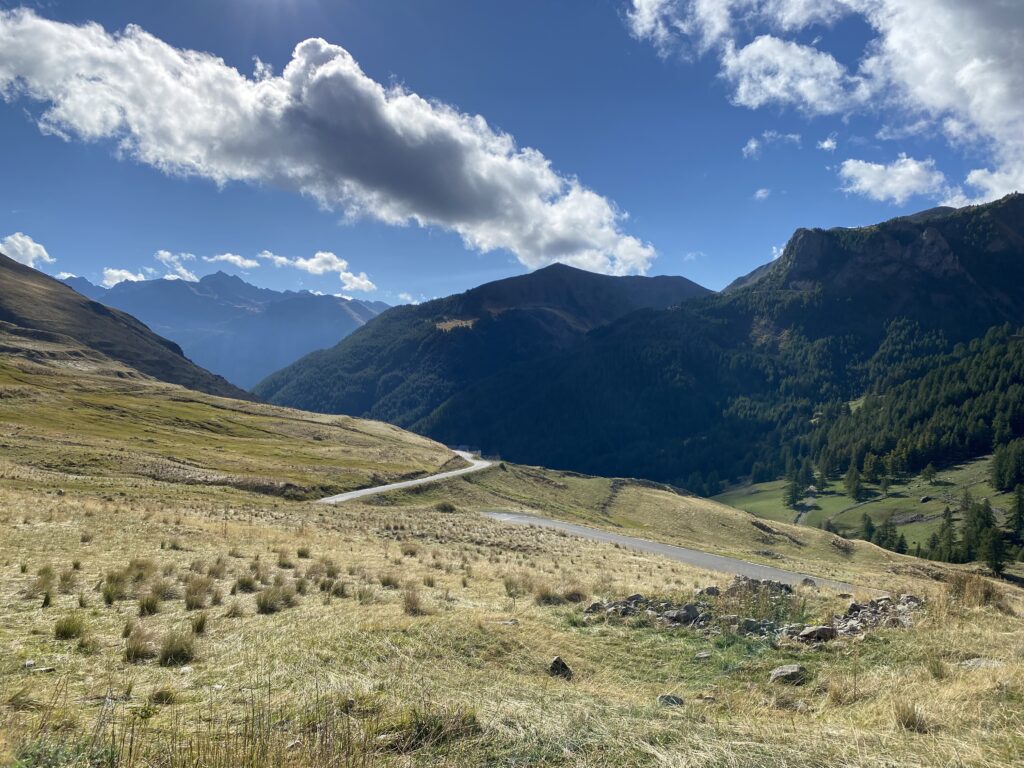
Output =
[{"x1": 1, "y1": 0, "x2": 1021, "y2": 298}]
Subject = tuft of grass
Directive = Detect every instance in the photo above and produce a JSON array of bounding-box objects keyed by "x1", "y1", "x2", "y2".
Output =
[
  {"x1": 402, "y1": 585, "x2": 431, "y2": 616},
  {"x1": 190, "y1": 611, "x2": 208, "y2": 635},
  {"x1": 184, "y1": 576, "x2": 213, "y2": 610},
  {"x1": 234, "y1": 574, "x2": 258, "y2": 593},
  {"x1": 54, "y1": 614, "x2": 86, "y2": 640},
  {"x1": 255, "y1": 585, "x2": 296, "y2": 615},
  {"x1": 893, "y1": 699, "x2": 930, "y2": 733},
  {"x1": 158, "y1": 631, "x2": 195, "y2": 667},
  {"x1": 375, "y1": 705, "x2": 480, "y2": 753},
  {"x1": 224, "y1": 600, "x2": 245, "y2": 619},
  {"x1": 947, "y1": 572, "x2": 1007, "y2": 610},
  {"x1": 124, "y1": 626, "x2": 157, "y2": 663},
  {"x1": 379, "y1": 572, "x2": 401, "y2": 589},
  {"x1": 138, "y1": 593, "x2": 161, "y2": 617},
  {"x1": 149, "y1": 687, "x2": 177, "y2": 706},
  {"x1": 297, "y1": 546, "x2": 312, "y2": 559}
]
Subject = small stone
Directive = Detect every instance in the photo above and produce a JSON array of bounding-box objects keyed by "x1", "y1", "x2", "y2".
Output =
[
  {"x1": 958, "y1": 657, "x2": 1004, "y2": 670},
  {"x1": 899, "y1": 594, "x2": 924, "y2": 608},
  {"x1": 584, "y1": 602, "x2": 604, "y2": 614},
  {"x1": 179, "y1": 666, "x2": 193, "y2": 675},
  {"x1": 624, "y1": 593, "x2": 646, "y2": 604},
  {"x1": 658, "y1": 694, "x2": 685, "y2": 706},
  {"x1": 22, "y1": 660, "x2": 35, "y2": 670},
  {"x1": 798, "y1": 625, "x2": 836, "y2": 642},
  {"x1": 769, "y1": 664, "x2": 807, "y2": 685},
  {"x1": 549, "y1": 656, "x2": 573, "y2": 680},
  {"x1": 697, "y1": 585, "x2": 720, "y2": 597}
]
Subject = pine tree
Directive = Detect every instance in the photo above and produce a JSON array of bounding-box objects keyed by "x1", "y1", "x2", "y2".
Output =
[
  {"x1": 980, "y1": 528, "x2": 1007, "y2": 576},
  {"x1": 1010, "y1": 484, "x2": 1024, "y2": 543},
  {"x1": 784, "y1": 476, "x2": 802, "y2": 509},
  {"x1": 895, "y1": 533, "x2": 908, "y2": 555},
  {"x1": 844, "y1": 464, "x2": 863, "y2": 501},
  {"x1": 921, "y1": 463, "x2": 937, "y2": 485},
  {"x1": 861, "y1": 512, "x2": 876, "y2": 542}
]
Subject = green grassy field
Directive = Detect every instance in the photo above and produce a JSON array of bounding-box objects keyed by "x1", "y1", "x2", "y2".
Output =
[{"x1": 715, "y1": 457, "x2": 1009, "y2": 553}]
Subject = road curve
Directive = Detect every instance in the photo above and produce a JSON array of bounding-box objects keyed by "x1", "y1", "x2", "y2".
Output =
[
  {"x1": 483, "y1": 511, "x2": 861, "y2": 593},
  {"x1": 317, "y1": 451, "x2": 492, "y2": 504}
]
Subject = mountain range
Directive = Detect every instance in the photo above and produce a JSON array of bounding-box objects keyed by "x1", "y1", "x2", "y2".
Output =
[
  {"x1": 62, "y1": 273, "x2": 388, "y2": 388},
  {"x1": 0, "y1": 253, "x2": 246, "y2": 399},
  {"x1": 258, "y1": 193, "x2": 1024, "y2": 492},
  {"x1": 253, "y1": 263, "x2": 710, "y2": 423}
]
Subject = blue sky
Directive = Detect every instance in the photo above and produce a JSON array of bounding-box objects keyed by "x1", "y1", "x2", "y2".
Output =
[{"x1": 0, "y1": 1, "x2": 1020, "y2": 300}]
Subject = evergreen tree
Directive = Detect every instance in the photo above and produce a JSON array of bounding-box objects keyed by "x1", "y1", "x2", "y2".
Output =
[
  {"x1": 844, "y1": 464, "x2": 863, "y2": 501},
  {"x1": 1010, "y1": 484, "x2": 1024, "y2": 543},
  {"x1": 784, "y1": 476, "x2": 802, "y2": 509},
  {"x1": 980, "y1": 528, "x2": 1007, "y2": 576},
  {"x1": 895, "y1": 533, "x2": 908, "y2": 555},
  {"x1": 861, "y1": 512, "x2": 876, "y2": 542},
  {"x1": 921, "y1": 463, "x2": 937, "y2": 484}
]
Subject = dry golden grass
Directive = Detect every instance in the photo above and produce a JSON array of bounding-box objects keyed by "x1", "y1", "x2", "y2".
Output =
[{"x1": 1, "y1": 478, "x2": 1022, "y2": 767}]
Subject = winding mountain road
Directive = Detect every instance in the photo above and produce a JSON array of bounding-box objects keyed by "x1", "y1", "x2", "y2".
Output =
[
  {"x1": 316, "y1": 450, "x2": 492, "y2": 504},
  {"x1": 483, "y1": 511, "x2": 860, "y2": 593},
  {"x1": 316, "y1": 453, "x2": 860, "y2": 591}
]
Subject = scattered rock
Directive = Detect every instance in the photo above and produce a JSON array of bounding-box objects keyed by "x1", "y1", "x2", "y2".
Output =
[
  {"x1": 664, "y1": 604, "x2": 699, "y2": 624},
  {"x1": 920, "y1": 496, "x2": 932, "y2": 503},
  {"x1": 658, "y1": 694, "x2": 685, "y2": 706},
  {"x1": 800, "y1": 577, "x2": 818, "y2": 588},
  {"x1": 549, "y1": 656, "x2": 573, "y2": 680},
  {"x1": 726, "y1": 576, "x2": 793, "y2": 597},
  {"x1": 696, "y1": 585, "x2": 720, "y2": 597},
  {"x1": 798, "y1": 625, "x2": 836, "y2": 642},
  {"x1": 769, "y1": 664, "x2": 807, "y2": 685},
  {"x1": 958, "y1": 657, "x2": 1004, "y2": 670},
  {"x1": 22, "y1": 660, "x2": 34, "y2": 670}
]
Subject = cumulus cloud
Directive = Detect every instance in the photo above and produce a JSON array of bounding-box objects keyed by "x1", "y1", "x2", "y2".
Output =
[
  {"x1": 258, "y1": 250, "x2": 375, "y2": 291},
  {"x1": 626, "y1": 0, "x2": 1024, "y2": 204},
  {"x1": 753, "y1": 187, "x2": 772, "y2": 200},
  {"x1": 203, "y1": 252, "x2": 260, "y2": 269},
  {"x1": 2, "y1": 231, "x2": 54, "y2": 268},
  {"x1": 154, "y1": 250, "x2": 198, "y2": 281},
  {"x1": 817, "y1": 133, "x2": 837, "y2": 152},
  {"x1": 398, "y1": 292, "x2": 421, "y2": 305},
  {"x1": 0, "y1": 9, "x2": 654, "y2": 276},
  {"x1": 838, "y1": 153, "x2": 946, "y2": 204},
  {"x1": 56, "y1": 271, "x2": 76, "y2": 279},
  {"x1": 102, "y1": 267, "x2": 145, "y2": 287}
]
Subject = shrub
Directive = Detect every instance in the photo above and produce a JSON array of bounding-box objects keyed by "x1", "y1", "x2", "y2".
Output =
[
  {"x1": 255, "y1": 585, "x2": 296, "y2": 615},
  {"x1": 400, "y1": 543, "x2": 419, "y2": 558},
  {"x1": 297, "y1": 546, "x2": 312, "y2": 559},
  {"x1": 356, "y1": 585, "x2": 376, "y2": 605},
  {"x1": 54, "y1": 614, "x2": 86, "y2": 640},
  {"x1": 435, "y1": 501, "x2": 457, "y2": 513},
  {"x1": 379, "y1": 572, "x2": 401, "y2": 589},
  {"x1": 947, "y1": 572, "x2": 1006, "y2": 609},
  {"x1": 159, "y1": 631, "x2": 195, "y2": 666},
  {"x1": 79, "y1": 531, "x2": 93, "y2": 544}
]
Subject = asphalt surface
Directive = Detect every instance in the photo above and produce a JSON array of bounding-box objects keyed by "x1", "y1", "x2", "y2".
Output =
[
  {"x1": 483, "y1": 511, "x2": 860, "y2": 593},
  {"x1": 316, "y1": 451, "x2": 492, "y2": 504}
]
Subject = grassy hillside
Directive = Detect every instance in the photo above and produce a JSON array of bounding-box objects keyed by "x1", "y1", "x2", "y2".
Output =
[
  {"x1": 0, "y1": 254, "x2": 246, "y2": 400},
  {"x1": 0, "y1": 324, "x2": 456, "y2": 500},
  {"x1": 1, "y1": 331, "x2": 1022, "y2": 766}
]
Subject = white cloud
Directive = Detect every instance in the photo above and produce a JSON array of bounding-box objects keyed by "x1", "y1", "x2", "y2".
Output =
[
  {"x1": 102, "y1": 267, "x2": 145, "y2": 287},
  {"x1": 683, "y1": 250, "x2": 704, "y2": 261},
  {"x1": 2, "y1": 231, "x2": 54, "y2": 268},
  {"x1": 838, "y1": 153, "x2": 946, "y2": 204},
  {"x1": 743, "y1": 129, "x2": 801, "y2": 158},
  {"x1": 56, "y1": 271, "x2": 76, "y2": 279},
  {"x1": 154, "y1": 250, "x2": 198, "y2": 281},
  {"x1": 627, "y1": 0, "x2": 1024, "y2": 204},
  {"x1": 203, "y1": 252, "x2": 260, "y2": 269},
  {"x1": 398, "y1": 292, "x2": 420, "y2": 305},
  {"x1": 771, "y1": 243, "x2": 784, "y2": 259},
  {"x1": 817, "y1": 133, "x2": 837, "y2": 152},
  {"x1": 257, "y1": 250, "x2": 293, "y2": 268},
  {"x1": 256, "y1": 249, "x2": 376, "y2": 291},
  {"x1": 753, "y1": 187, "x2": 772, "y2": 200},
  {"x1": 0, "y1": 9, "x2": 654, "y2": 276},
  {"x1": 722, "y1": 35, "x2": 865, "y2": 115}
]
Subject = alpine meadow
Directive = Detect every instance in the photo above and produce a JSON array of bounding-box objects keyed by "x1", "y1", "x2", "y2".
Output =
[{"x1": 1, "y1": 3, "x2": 1023, "y2": 767}]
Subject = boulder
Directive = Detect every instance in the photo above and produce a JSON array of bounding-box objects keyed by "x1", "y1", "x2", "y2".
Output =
[
  {"x1": 549, "y1": 656, "x2": 573, "y2": 680},
  {"x1": 769, "y1": 664, "x2": 807, "y2": 685},
  {"x1": 697, "y1": 585, "x2": 720, "y2": 597},
  {"x1": 663, "y1": 604, "x2": 699, "y2": 624},
  {"x1": 798, "y1": 625, "x2": 836, "y2": 642}
]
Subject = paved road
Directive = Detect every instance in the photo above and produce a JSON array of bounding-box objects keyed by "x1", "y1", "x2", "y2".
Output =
[
  {"x1": 317, "y1": 451, "x2": 492, "y2": 504},
  {"x1": 483, "y1": 511, "x2": 860, "y2": 593}
]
